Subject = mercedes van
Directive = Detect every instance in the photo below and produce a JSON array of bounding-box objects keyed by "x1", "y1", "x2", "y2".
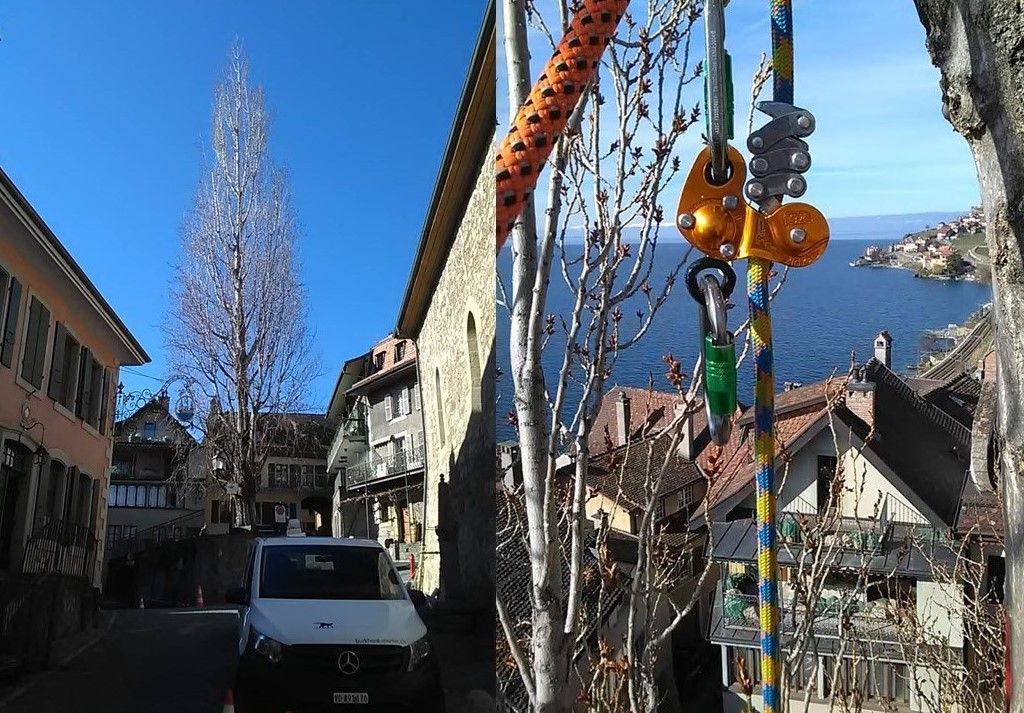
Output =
[{"x1": 227, "y1": 536, "x2": 445, "y2": 713}]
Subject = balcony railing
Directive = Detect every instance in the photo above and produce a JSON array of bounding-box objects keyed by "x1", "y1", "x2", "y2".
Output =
[
  {"x1": 106, "y1": 509, "x2": 204, "y2": 559},
  {"x1": 22, "y1": 519, "x2": 98, "y2": 580},
  {"x1": 328, "y1": 415, "x2": 368, "y2": 470},
  {"x1": 719, "y1": 589, "x2": 909, "y2": 644},
  {"x1": 346, "y1": 442, "x2": 425, "y2": 488}
]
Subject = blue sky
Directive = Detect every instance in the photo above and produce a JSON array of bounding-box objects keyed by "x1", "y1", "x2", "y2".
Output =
[
  {"x1": 497, "y1": 1, "x2": 979, "y2": 223},
  {"x1": 0, "y1": 1, "x2": 486, "y2": 409}
]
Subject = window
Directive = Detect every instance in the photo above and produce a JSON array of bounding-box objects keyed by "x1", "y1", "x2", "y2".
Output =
[
  {"x1": 384, "y1": 393, "x2": 393, "y2": 421},
  {"x1": 289, "y1": 464, "x2": 301, "y2": 488},
  {"x1": 726, "y1": 647, "x2": 761, "y2": 689},
  {"x1": 211, "y1": 499, "x2": 233, "y2": 524},
  {"x1": 20, "y1": 295, "x2": 51, "y2": 389},
  {"x1": 0, "y1": 267, "x2": 22, "y2": 369},
  {"x1": 435, "y1": 368, "x2": 446, "y2": 445},
  {"x1": 47, "y1": 323, "x2": 81, "y2": 409},
  {"x1": 467, "y1": 311, "x2": 482, "y2": 413},
  {"x1": 302, "y1": 465, "x2": 314, "y2": 488},
  {"x1": 143, "y1": 422, "x2": 156, "y2": 440},
  {"x1": 373, "y1": 352, "x2": 385, "y2": 371},
  {"x1": 172, "y1": 526, "x2": 182, "y2": 540},
  {"x1": 398, "y1": 388, "x2": 409, "y2": 416},
  {"x1": 394, "y1": 341, "x2": 406, "y2": 362},
  {"x1": 817, "y1": 455, "x2": 839, "y2": 513},
  {"x1": 124, "y1": 525, "x2": 137, "y2": 539},
  {"x1": 113, "y1": 456, "x2": 135, "y2": 477},
  {"x1": 314, "y1": 465, "x2": 328, "y2": 488},
  {"x1": 410, "y1": 431, "x2": 423, "y2": 464},
  {"x1": 259, "y1": 546, "x2": 405, "y2": 601},
  {"x1": 106, "y1": 525, "x2": 121, "y2": 544},
  {"x1": 147, "y1": 485, "x2": 160, "y2": 508}
]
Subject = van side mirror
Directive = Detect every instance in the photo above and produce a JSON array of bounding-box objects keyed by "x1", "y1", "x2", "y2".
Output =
[
  {"x1": 225, "y1": 587, "x2": 247, "y2": 606},
  {"x1": 407, "y1": 588, "x2": 426, "y2": 607}
]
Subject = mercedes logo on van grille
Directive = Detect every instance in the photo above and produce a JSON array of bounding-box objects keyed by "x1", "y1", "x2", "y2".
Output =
[{"x1": 337, "y1": 651, "x2": 360, "y2": 675}]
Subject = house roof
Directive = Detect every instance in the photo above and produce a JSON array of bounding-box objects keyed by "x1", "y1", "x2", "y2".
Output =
[
  {"x1": 843, "y1": 359, "x2": 971, "y2": 528},
  {"x1": 113, "y1": 396, "x2": 197, "y2": 448},
  {"x1": 692, "y1": 380, "x2": 841, "y2": 525},
  {"x1": 0, "y1": 167, "x2": 149, "y2": 365},
  {"x1": 587, "y1": 433, "x2": 704, "y2": 513},
  {"x1": 922, "y1": 372, "x2": 981, "y2": 428},
  {"x1": 395, "y1": 2, "x2": 495, "y2": 338},
  {"x1": 345, "y1": 336, "x2": 417, "y2": 395},
  {"x1": 588, "y1": 386, "x2": 707, "y2": 455}
]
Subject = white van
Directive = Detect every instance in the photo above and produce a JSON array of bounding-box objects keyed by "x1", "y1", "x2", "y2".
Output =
[{"x1": 227, "y1": 536, "x2": 445, "y2": 713}]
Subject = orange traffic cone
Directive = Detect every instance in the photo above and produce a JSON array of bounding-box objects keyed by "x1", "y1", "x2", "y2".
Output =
[
  {"x1": 196, "y1": 585, "x2": 205, "y2": 608},
  {"x1": 222, "y1": 690, "x2": 235, "y2": 713}
]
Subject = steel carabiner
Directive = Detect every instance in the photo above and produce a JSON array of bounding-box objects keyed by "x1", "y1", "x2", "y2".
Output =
[{"x1": 686, "y1": 258, "x2": 738, "y2": 446}]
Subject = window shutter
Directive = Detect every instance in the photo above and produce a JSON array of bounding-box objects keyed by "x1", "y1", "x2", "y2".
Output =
[
  {"x1": 384, "y1": 394, "x2": 392, "y2": 421},
  {"x1": 29, "y1": 300, "x2": 50, "y2": 389},
  {"x1": 79, "y1": 475, "x2": 93, "y2": 526},
  {"x1": 48, "y1": 323, "x2": 67, "y2": 401},
  {"x1": 88, "y1": 357, "x2": 103, "y2": 428},
  {"x1": 20, "y1": 298, "x2": 40, "y2": 384},
  {"x1": 77, "y1": 348, "x2": 93, "y2": 419},
  {"x1": 1, "y1": 277, "x2": 20, "y2": 368},
  {"x1": 64, "y1": 466, "x2": 79, "y2": 521},
  {"x1": 412, "y1": 385, "x2": 419, "y2": 412},
  {"x1": 98, "y1": 368, "x2": 110, "y2": 434}
]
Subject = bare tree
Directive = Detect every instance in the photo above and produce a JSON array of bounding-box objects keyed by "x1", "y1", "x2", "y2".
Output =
[
  {"x1": 908, "y1": 3, "x2": 1024, "y2": 704},
  {"x1": 499, "y1": 0, "x2": 713, "y2": 707},
  {"x1": 166, "y1": 44, "x2": 317, "y2": 525}
]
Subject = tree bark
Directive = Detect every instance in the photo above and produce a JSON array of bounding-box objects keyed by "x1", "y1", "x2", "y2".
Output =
[{"x1": 912, "y1": 2, "x2": 1024, "y2": 708}]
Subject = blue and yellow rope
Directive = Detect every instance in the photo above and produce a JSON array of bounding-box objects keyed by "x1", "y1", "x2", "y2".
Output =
[{"x1": 751, "y1": 1, "x2": 793, "y2": 711}]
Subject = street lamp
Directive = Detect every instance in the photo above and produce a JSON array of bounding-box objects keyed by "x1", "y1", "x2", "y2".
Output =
[{"x1": 211, "y1": 452, "x2": 226, "y2": 474}]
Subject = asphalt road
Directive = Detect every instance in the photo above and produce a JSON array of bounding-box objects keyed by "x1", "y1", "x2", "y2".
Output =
[{"x1": 0, "y1": 608, "x2": 239, "y2": 713}]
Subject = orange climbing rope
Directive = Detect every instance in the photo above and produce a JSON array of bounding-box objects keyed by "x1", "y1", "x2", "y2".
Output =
[{"x1": 495, "y1": 0, "x2": 628, "y2": 251}]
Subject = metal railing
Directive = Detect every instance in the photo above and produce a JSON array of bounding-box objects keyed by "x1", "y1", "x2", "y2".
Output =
[
  {"x1": 346, "y1": 441, "x2": 425, "y2": 488},
  {"x1": 720, "y1": 589, "x2": 906, "y2": 644},
  {"x1": 22, "y1": 519, "x2": 97, "y2": 580},
  {"x1": 328, "y1": 415, "x2": 368, "y2": 469},
  {"x1": 106, "y1": 509, "x2": 204, "y2": 559}
]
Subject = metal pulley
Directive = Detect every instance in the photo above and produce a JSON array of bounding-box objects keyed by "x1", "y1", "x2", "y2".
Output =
[
  {"x1": 675, "y1": 1, "x2": 829, "y2": 267},
  {"x1": 686, "y1": 258, "x2": 737, "y2": 445}
]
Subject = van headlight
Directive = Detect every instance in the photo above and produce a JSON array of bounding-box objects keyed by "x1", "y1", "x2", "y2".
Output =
[
  {"x1": 249, "y1": 628, "x2": 283, "y2": 663},
  {"x1": 408, "y1": 636, "x2": 431, "y2": 670}
]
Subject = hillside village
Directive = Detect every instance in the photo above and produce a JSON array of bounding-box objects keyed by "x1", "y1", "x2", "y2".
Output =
[{"x1": 851, "y1": 206, "x2": 988, "y2": 280}]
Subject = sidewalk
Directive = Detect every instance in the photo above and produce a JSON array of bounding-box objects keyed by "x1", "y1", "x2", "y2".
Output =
[{"x1": 424, "y1": 605, "x2": 495, "y2": 713}]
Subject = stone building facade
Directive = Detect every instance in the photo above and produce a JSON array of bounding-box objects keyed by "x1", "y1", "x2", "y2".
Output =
[{"x1": 395, "y1": 16, "x2": 494, "y2": 609}]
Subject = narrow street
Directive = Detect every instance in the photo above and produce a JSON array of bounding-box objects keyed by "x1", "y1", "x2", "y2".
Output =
[
  {"x1": 1, "y1": 609, "x2": 238, "y2": 713},
  {"x1": 0, "y1": 607, "x2": 492, "y2": 713}
]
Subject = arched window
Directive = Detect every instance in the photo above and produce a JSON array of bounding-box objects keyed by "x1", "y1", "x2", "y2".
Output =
[
  {"x1": 466, "y1": 312, "x2": 482, "y2": 414},
  {"x1": 434, "y1": 368, "x2": 446, "y2": 446}
]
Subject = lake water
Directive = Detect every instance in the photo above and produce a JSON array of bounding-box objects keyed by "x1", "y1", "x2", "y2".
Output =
[{"x1": 496, "y1": 214, "x2": 991, "y2": 440}]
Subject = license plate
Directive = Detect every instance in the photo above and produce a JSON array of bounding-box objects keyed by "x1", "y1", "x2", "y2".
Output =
[{"x1": 334, "y1": 693, "x2": 369, "y2": 704}]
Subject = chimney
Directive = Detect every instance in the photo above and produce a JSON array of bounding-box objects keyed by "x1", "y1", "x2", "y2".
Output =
[
  {"x1": 615, "y1": 390, "x2": 631, "y2": 446},
  {"x1": 676, "y1": 402, "x2": 696, "y2": 460},
  {"x1": 157, "y1": 390, "x2": 171, "y2": 412},
  {"x1": 873, "y1": 331, "x2": 893, "y2": 369},
  {"x1": 846, "y1": 366, "x2": 875, "y2": 428}
]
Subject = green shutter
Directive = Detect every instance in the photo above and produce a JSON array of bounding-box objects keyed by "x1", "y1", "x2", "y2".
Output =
[
  {"x1": 31, "y1": 302, "x2": 50, "y2": 389},
  {"x1": 77, "y1": 348, "x2": 93, "y2": 419},
  {"x1": 20, "y1": 298, "x2": 40, "y2": 384},
  {"x1": 88, "y1": 357, "x2": 103, "y2": 428},
  {"x1": 0, "y1": 276, "x2": 19, "y2": 368},
  {"x1": 48, "y1": 322, "x2": 67, "y2": 402}
]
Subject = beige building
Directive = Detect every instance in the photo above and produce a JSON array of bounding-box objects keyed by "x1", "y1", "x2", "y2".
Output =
[
  {"x1": 0, "y1": 167, "x2": 148, "y2": 589},
  {"x1": 204, "y1": 413, "x2": 332, "y2": 536},
  {"x1": 394, "y1": 13, "x2": 494, "y2": 608}
]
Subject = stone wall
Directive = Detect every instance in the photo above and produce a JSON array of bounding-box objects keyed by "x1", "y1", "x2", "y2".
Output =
[
  {"x1": 0, "y1": 572, "x2": 99, "y2": 673},
  {"x1": 415, "y1": 136, "x2": 496, "y2": 610},
  {"x1": 104, "y1": 532, "x2": 255, "y2": 608}
]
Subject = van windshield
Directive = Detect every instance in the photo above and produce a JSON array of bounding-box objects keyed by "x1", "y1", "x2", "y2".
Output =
[{"x1": 259, "y1": 545, "x2": 406, "y2": 601}]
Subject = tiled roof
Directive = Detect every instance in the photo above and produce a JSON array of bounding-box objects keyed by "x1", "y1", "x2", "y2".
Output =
[
  {"x1": 346, "y1": 335, "x2": 417, "y2": 394},
  {"x1": 588, "y1": 434, "x2": 704, "y2": 513},
  {"x1": 496, "y1": 488, "x2": 628, "y2": 711},
  {"x1": 692, "y1": 381, "x2": 838, "y2": 525},
  {"x1": 924, "y1": 372, "x2": 982, "y2": 428},
  {"x1": 588, "y1": 386, "x2": 706, "y2": 455}
]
